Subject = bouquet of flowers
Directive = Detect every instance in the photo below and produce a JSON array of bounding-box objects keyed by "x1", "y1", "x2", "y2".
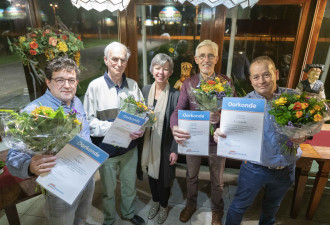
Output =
[
  {"x1": 120, "y1": 95, "x2": 157, "y2": 127},
  {"x1": 190, "y1": 76, "x2": 234, "y2": 134},
  {"x1": 190, "y1": 77, "x2": 234, "y2": 111},
  {"x1": 7, "y1": 26, "x2": 83, "y2": 81},
  {"x1": 1, "y1": 106, "x2": 82, "y2": 155},
  {"x1": 268, "y1": 91, "x2": 330, "y2": 154}
]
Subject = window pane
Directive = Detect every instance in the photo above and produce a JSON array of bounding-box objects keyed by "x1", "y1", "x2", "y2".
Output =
[
  {"x1": 0, "y1": 0, "x2": 31, "y2": 109},
  {"x1": 36, "y1": 0, "x2": 119, "y2": 98},
  {"x1": 136, "y1": 5, "x2": 198, "y2": 87},
  {"x1": 222, "y1": 5, "x2": 302, "y2": 95}
]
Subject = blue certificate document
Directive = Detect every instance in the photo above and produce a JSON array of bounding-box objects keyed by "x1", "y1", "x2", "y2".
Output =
[
  {"x1": 217, "y1": 97, "x2": 265, "y2": 162},
  {"x1": 37, "y1": 136, "x2": 109, "y2": 205},
  {"x1": 102, "y1": 111, "x2": 146, "y2": 148},
  {"x1": 178, "y1": 110, "x2": 210, "y2": 156}
]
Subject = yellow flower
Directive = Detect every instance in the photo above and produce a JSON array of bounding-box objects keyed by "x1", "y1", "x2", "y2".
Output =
[
  {"x1": 31, "y1": 106, "x2": 54, "y2": 117},
  {"x1": 169, "y1": 47, "x2": 174, "y2": 53},
  {"x1": 309, "y1": 110, "x2": 315, "y2": 115},
  {"x1": 57, "y1": 41, "x2": 68, "y2": 53},
  {"x1": 202, "y1": 86, "x2": 210, "y2": 93},
  {"x1": 313, "y1": 114, "x2": 323, "y2": 122},
  {"x1": 74, "y1": 119, "x2": 81, "y2": 125},
  {"x1": 295, "y1": 111, "x2": 303, "y2": 118},
  {"x1": 314, "y1": 105, "x2": 321, "y2": 111},
  {"x1": 295, "y1": 95, "x2": 300, "y2": 99},
  {"x1": 301, "y1": 103, "x2": 309, "y2": 109},
  {"x1": 215, "y1": 77, "x2": 220, "y2": 82},
  {"x1": 19, "y1": 36, "x2": 26, "y2": 43},
  {"x1": 74, "y1": 52, "x2": 80, "y2": 67},
  {"x1": 275, "y1": 97, "x2": 287, "y2": 106},
  {"x1": 215, "y1": 84, "x2": 224, "y2": 92}
]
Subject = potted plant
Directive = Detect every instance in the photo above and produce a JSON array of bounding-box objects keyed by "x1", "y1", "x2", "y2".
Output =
[
  {"x1": 0, "y1": 160, "x2": 5, "y2": 175},
  {"x1": 7, "y1": 25, "x2": 83, "y2": 99}
]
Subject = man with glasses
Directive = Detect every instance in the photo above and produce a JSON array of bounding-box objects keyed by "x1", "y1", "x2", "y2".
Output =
[
  {"x1": 84, "y1": 42, "x2": 145, "y2": 225},
  {"x1": 170, "y1": 40, "x2": 230, "y2": 225},
  {"x1": 7, "y1": 57, "x2": 94, "y2": 225}
]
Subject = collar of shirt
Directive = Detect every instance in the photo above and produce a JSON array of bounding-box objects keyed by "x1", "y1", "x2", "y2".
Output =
[
  {"x1": 198, "y1": 73, "x2": 216, "y2": 81},
  {"x1": 103, "y1": 71, "x2": 129, "y2": 90},
  {"x1": 45, "y1": 89, "x2": 75, "y2": 108}
]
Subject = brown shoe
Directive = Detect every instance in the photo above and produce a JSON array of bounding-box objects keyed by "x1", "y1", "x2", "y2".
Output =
[
  {"x1": 211, "y1": 211, "x2": 223, "y2": 225},
  {"x1": 179, "y1": 206, "x2": 196, "y2": 223}
]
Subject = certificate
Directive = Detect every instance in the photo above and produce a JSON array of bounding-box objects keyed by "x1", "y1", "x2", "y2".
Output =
[
  {"x1": 37, "y1": 136, "x2": 109, "y2": 205},
  {"x1": 178, "y1": 110, "x2": 210, "y2": 156},
  {"x1": 217, "y1": 97, "x2": 265, "y2": 162},
  {"x1": 102, "y1": 111, "x2": 146, "y2": 148}
]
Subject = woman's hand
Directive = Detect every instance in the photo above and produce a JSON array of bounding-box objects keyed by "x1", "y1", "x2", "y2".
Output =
[{"x1": 169, "y1": 153, "x2": 178, "y2": 165}]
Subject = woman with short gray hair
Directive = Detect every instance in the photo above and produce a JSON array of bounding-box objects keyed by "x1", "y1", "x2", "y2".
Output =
[{"x1": 141, "y1": 53, "x2": 179, "y2": 224}]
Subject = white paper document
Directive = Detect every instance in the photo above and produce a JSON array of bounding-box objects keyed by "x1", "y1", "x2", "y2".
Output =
[
  {"x1": 102, "y1": 111, "x2": 146, "y2": 148},
  {"x1": 217, "y1": 97, "x2": 265, "y2": 162},
  {"x1": 178, "y1": 110, "x2": 210, "y2": 156},
  {"x1": 37, "y1": 136, "x2": 109, "y2": 205}
]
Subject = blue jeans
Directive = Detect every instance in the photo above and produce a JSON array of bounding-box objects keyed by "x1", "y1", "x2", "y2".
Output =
[
  {"x1": 44, "y1": 178, "x2": 95, "y2": 225},
  {"x1": 225, "y1": 162, "x2": 295, "y2": 225}
]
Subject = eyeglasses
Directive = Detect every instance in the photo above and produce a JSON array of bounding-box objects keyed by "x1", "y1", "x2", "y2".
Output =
[
  {"x1": 197, "y1": 54, "x2": 216, "y2": 61},
  {"x1": 109, "y1": 57, "x2": 128, "y2": 65},
  {"x1": 51, "y1": 78, "x2": 77, "y2": 86}
]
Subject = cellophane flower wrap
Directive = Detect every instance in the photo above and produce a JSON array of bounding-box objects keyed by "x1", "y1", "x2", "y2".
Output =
[
  {"x1": 268, "y1": 91, "x2": 330, "y2": 154},
  {"x1": 120, "y1": 96, "x2": 157, "y2": 127},
  {"x1": 189, "y1": 76, "x2": 234, "y2": 134},
  {"x1": 1, "y1": 106, "x2": 82, "y2": 155}
]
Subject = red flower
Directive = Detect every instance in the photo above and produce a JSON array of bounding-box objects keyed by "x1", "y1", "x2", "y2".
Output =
[
  {"x1": 29, "y1": 41, "x2": 39, "y2": 49},
  {"x1": 29, "y1": 49, "x2": 37, "y2": 55},
  {"x1": 292, "y1": 102, "x2": 302, "y2": 110},
  {"x1": 77, "y1": 36, "x2": 81, "y2": 40},
  {"x1": 62, "y1": 35, "x2": 68, "y2": 40},
  {"x1": 31, "y1": 33, "x2": 37, "y2": 38},
  {"x1": 207, "y1": 80, "x2": 216, "y2": 85}
]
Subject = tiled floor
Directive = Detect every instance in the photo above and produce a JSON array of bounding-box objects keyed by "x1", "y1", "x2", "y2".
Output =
[{"x1": 1, "y1": 166, "x2": 330, "y2": 225}]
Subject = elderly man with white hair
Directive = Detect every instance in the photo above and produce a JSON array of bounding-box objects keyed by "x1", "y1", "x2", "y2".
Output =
[{"x1": 84, "y1": 42, "x2": 145, "y2": 225}]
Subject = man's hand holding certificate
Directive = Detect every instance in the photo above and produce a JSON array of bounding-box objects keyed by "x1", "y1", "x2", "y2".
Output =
[
  {"x1": 37, "y1": 136, "x2": 109, "y2": 205},
  {"x1": 102, "y1": 96, "x2": 157, "y2": 148},
  {"x1": 216, "y1": 97, "x2": 265, "y2": 162},
  {"x1": 178, "y1": 110, "x2": 210, "y2": 155},
  {"x1": 102, "y1": 111, "x2": 146, "y2": 148}
]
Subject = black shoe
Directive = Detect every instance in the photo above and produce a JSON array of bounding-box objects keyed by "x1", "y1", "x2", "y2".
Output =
[{"x1": 130, "y1": 215, "x2": 145, "y2": 225}]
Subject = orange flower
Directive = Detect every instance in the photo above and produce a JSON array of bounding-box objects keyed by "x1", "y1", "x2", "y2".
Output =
[
  {"x1": 292, "y1": 102, "x2": 302, "y2": 110},
  {"x1": 77, "y1": 36, "x2": 81, "y2": 40},
  {"x1": 29, "y1": 49, "x2": 37, "y2": 55},
  {"x1": 31, "y1": 33, "x2": 37, "y2": 38},
  {"x1": 314, "y1": 105, "x2": 321, "y2": 111},
  {"x1": 313, "y1": 114, "x2": 323, "y2": 122},
  {"x1": 29, "y1": 41, "x2": 38, "y2": 49},
  {"x1": 301, "y1": 103, "x2": 309, "y2": 109},
  {"x1": 207, "y1": 80, "x2": 216, "y2": 85},
  {"x1": 295, "y1": 111, "x2": 303, "y2": 118},
  {"x1": 62, "y1": 35, "x2": 68, "y2": 40}
]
